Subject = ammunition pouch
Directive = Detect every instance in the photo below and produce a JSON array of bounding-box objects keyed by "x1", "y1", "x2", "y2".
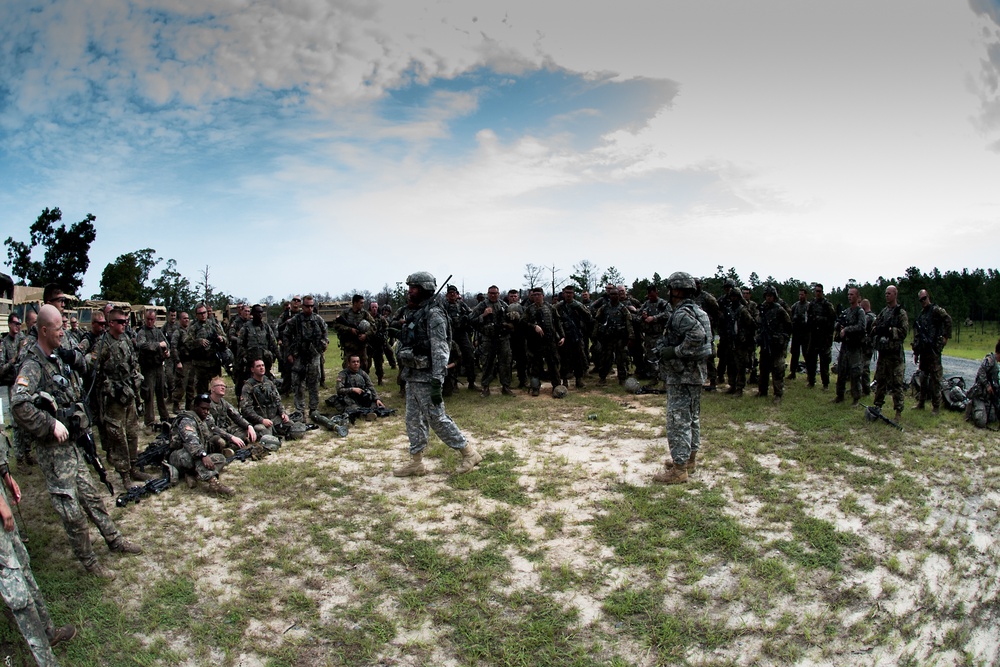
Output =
[{"x1": 396, "y1": 347, "x2": 430, "y2": 370}]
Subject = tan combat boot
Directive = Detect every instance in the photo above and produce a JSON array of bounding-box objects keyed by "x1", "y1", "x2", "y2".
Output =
[
  {"x1": 208, "y1": 476, "x2": 235, "y2": 497},
  {"x1": 48, "y1": 624, "x2": 77, "y2": 647},
  {"x1": 686, "y1": 451, "x2": 697, "y2": 474},
  {"x1": 652, "y1": 461, "x2": 688, "y2": 485},
  {"x1": 84, "y1": 561, "x2": 116, "y2": 580},
  {"x1": 455, "y1": 445, "x2": 483, "y2": 474},
  {"x1": 109, "y1": 537, "x2": 143, "y2": 555},
  {"x1": 393, "y1": 453, "x2": 427, "y2": 477},
  {"x1": 130, "y1": 466, "x2": 153, "y2": 482},
  {"x1": 119, "y1": 471, "x2": 138, "y2": 490}
]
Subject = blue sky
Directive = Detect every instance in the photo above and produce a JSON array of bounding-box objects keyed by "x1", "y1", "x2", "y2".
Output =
[{"x1": 2, "y1": 0, "x2": 1000, "y2": 302}]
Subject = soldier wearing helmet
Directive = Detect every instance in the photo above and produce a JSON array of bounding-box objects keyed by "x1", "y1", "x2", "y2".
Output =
[
  {"x1": 392, "y1": 272, "x2": 482, "y2": 477},
  {"x1": 651, "y1": 272, "x2": 712, "y2": 485},
  {"x1": 756, "y1": 286, "x2": 792, "y2": 404},
  {"x1": 334, "y1": 294, "x2": 376, "y2": 373}
]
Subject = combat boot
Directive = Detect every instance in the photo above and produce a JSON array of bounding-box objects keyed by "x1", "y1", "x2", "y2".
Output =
[
  {"x1": 686, "y1": 451, "x2": 698, "y2": 474},
  {"x1": 84, "y1": 561, "x2": 116, "y2": 580},
  {"x1": 652, "y1": 461, "x2": 688, "y2": 485},
  {"x1": 48, "y1": 624, "x2": 77, "y2": 647},
  {"x1": 480, "y1": 386, "x2": 491, "y2": 398},
  {"x1": 130, "y1": 466, "x2": 153, "y2": 482},
  {"x1": 207, "y1": 476, "x2": 235, "y2": 497},
  {"x1": 185, "y1": 473, "x2": 198, "y2": 489},
  {"x1": 119, "y1": 472, "x2": 137, "y2": 490},
  {"x1": 501, "y1": 386, "x2": 514, "y2": 396},
  {"x1": 894, "y1": 409, "x2": 902, "y2": 422},
  {"x1": 455, "y1": 445, "x2": 483, "y2": 474},
  {"x1": 393, "y1": 453, "x2": 427, "y2": 477},
  {"x1": 109, "y1": 537, "x2": 143, "y2": 555}
]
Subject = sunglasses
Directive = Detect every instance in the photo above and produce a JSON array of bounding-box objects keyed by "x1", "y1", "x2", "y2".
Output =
[{"x1": 111, "y1": 319, "x2": 127, "y2": 325}]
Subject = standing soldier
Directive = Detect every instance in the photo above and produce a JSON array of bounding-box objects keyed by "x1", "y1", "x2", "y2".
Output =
[
  {"x1": 184, "y1": 304, "x2": 227, "y2": 396},
  {"x1": 870, "y1": 285, "x2": 909, "y2": 421},
  {"x1": 556, "y1": 285, "x2": 592, "y2": 389},
  {"x1": 787, "y1": 286, "x2": 809, "y2": 380},
  {"x1": 593, "y1": 287, "x2": 634, "y2": 385},
  {"x1": 135, "y1": 308, "x2": 171, "y2": 428},
  {"x1": 638, "y1": 285, "x2": 671, "y2": 381},
  {"x1": 834, "y1": 287, "x2": 869, "y2": 405},
  {"x1": 334, "y1": 295, "x2": 375, "y2": 372},
  {"x1": 719, "y1": 289, "x2": 753, "y2": 396},
  {"x1": 94, "y1": 308, "x2": 153, "y2": 488},
  {"x1": 756, "y1": 286, "x2": 792, "y2": 404},
  {"x1": 469, "y1": 286, "x2": 514, "y2": 397},
  {"x1": 162, "y1": 309, "x2": 180, "y2": 398},
  {"x1": 651, "y1": 272, "x2": 712, "y2": 485},
  {"x1": 694, "y1": 278, "x2": 720, "y2": 392},
  {"x1": 911, "y1": 289, "x2": 952, "y2": 415},
  {"x1": 742, "y1": 287, "x2": 760, "y2": 385},
  {"x1": 443, "y1": 286, "x2": 478, "y2": 391},
  {"x1": 283, "y1": 295, "x2": 329, "y2": 419},
  {"x1": 392, "y1": 272, "x2": 481, "y2": 477},
  {"x1": 11, "y1": 305, "x2": 142, "y2": 578},
  {"x1": 238, "y1": 304, "x2": 279, "y2": 395},
  {"x1": 522, "y1": 288, "x2": 565, "y2": 396},
  {"x1": 276, "y1": 297, "x2": 301, "y2": 395},
  {"x1": 860, "y1": 298, "x2": 876, "y2": 395},
  {"x1": 170, "y1": 312, "x2": 195, "y2": 412},
  {"x1": 805, "y1": 283, "x2": 837, "y2": 390},
  {"x1": 506, "y1": 290, "x2": 528, "y2": 389}
]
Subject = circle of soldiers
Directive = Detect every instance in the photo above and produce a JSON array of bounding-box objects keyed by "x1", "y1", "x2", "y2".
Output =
[{"x1": 1, "y1": 272, "x2": 993, "y2": 664}]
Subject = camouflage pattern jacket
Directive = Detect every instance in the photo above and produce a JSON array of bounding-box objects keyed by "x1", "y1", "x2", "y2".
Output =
[
  {"x1": 522, "y1": 302, "x2": 565, "y2": 343},
  {"x1": 912, "y1": 303, "x2": 952, "y2": 357},
  {"x1": 836, "y1": 305, "x2": 868, "y2": 351},
  {"x1": 660, "y1": 299, "x2": 712, "y2": 386},
  {"x1": 240, "y1": 377, "x2": 286, "y2": 425},
  {"x1": 209, "y1": 397, "x2": 250, "y2": 436},
  {"x1": 282, "y1": 313, "x2": 329, "y2": 361},
  {"x1": 333, "y1": 309, "x2": 374, "y2": 350},
  {"x1": 757, "y1": 301, "x2": 792, "y2": 356},
  {"x1": 870, "y1": 305, "x2": 908, "y2": 356},
  {"x1": 807, "y1": 298, "x2": 837, "y2": 344},
  {"x1": 184, "y1": 319, "x2": 226, "y2": 362},
  {"x1": 469, "y1": 299, "x2": 510, "y2": 340},
  {"x1": 336, "y1": 368, "x2": 378, "y2": 400},
  {"x1": 93, "y1": 333, "x2": 143, "y2": 407},
  {"x1": 239, "y1": 321, "x2": 279, "y2": 365},
  {"x1": 11, "y1": 343, "x2": 86, "y2": 445},
  {"x1": 637, "y1": 297, "x2": 671, "y2": 336},
  {"x1": 171, "y1": 410, "x2": 212, "y2": 458},
  {"x1": 556, "y1": 299, "x2": 592, "y2": 345},
  {"x1": 399, "y1": 299, "x2": 451, "y2": 384},
  {"x1": 135, "y1": 324, "x2": 169, "y2": 370}
]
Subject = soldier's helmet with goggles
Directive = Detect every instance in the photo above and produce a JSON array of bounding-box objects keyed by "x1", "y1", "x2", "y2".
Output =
[
  {"x1": 405, "y1": 272, "x2": 437, "y2": 292},
  {"x1": 667, "y1": 271, "x2": 697, "y2": 292}
]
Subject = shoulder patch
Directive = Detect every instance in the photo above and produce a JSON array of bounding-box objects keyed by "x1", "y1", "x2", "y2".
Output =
[{"x1": 15, "y1": 375, "x2": 29, "y2": 388}]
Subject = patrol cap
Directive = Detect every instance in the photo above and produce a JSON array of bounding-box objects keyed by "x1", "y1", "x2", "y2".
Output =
[{"x1": 446, "y1": 285, "x2": 459, "y2": 294}]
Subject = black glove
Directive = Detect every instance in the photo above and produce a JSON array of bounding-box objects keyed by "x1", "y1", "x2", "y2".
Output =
[
  {"x1": 56, "y1": 347, "x2": 77, "y2": 364},
  {"x1": 430, "y1": 379, "x2": 443, "y2": 405},
  {"x1": 659, "y1": 345, "x2": 677, "y2": 361}
]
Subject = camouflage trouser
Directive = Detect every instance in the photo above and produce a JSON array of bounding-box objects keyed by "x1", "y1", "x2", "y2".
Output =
[
  {"x1": 478, "y1": 336, "x2": 512, "y2": 390},
  {"x1": 173, "y1": 362, "x2": 196, "y2": 410},
  {"x1": 597, "y1": 336, "x2": 629, "y2": 381},
  {"x1": 640, "y1": 333, "x2": 660, "y2": 379},
  {"x1": 967, "y1": 396, "x2": 999, "y2": 428},
  {"x1": 666, "y1": 383, "x2": 701, "y2": 466},
  {"x1": 103, "y1": 399, "x2": 140, "y2": 474},
  {"x1": 559, "y1": 339, "x2": 587, "y2": 383},
  {"x1": 757, "y1": 347, "x2": 787, "y2": 397},
  {"x1": 0, "y1": 497, "x2": 59, "y2": 667},
  {"x1": 916, "y1": 353, "x2": 944, "y2": 409},
  {"x1": 861, "y1": 347, "x2": 874, "y2": 394},
  {"x1": 720, "y1": 345, "x2": 750, "y2": 391},
  {"x1": 35, "y1": 441, "x2": 122, "y2": 567},
  {"x1": 526, "y1": 337, "x2": 560, "y2": 389},
  {"x1": 405, "y1": 381, "x2": 467, "y2": 455},
  {"x1": 291, "y1": 354, "x2": 321, "y2": 413},
  {"x1": 873, "y1": 352, "x2": 906, "y2": 412},
  {"x1": 191, "y1": 359, "x2": 221, "y2": 396},
  {"x1": 836, "y1": 346, "x2": 864, "y2": 401},
  {"x1": 788, "y1": 328, "x2": 808, "y2": 376},
  {"x1": 141, "y1": 364, "x2": 170, "y2": 425},
  {"x1": 454, "y1": 331, "x2": 477, "y2": 384},
  {"x1": 169, "y1": 448, "x2": 226, "y2": 482},
  {"x1": 805, "y1": 337, "x2": 833, "y2": 387}
]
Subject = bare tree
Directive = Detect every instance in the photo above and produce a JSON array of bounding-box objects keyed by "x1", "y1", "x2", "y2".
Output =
[
  {"x1": 570, "y1": 259, "x2": 600, "y2": 293},
  {"x1": 523, "y1": 263, "x2": 544, "y2": 290}
]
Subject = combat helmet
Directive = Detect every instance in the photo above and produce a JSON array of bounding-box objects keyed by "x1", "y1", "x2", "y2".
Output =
[
  {"x1": 406, "y1": 272, "x2": 437, "y2": 292},
  {"x1": 667, "y1": 271, "x2": 697, "y2": 292},
  {"x1": 763, "y1": 285, "x2": 778, "y2": 298}
]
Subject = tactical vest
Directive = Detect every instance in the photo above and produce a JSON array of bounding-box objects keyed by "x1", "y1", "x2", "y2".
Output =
[
  {"x1": 25, "y1": 345, "x2": 82, "y2": 414},
  {"x1": 171, "y1": 411, "x2": 211, "y2": 450},
  {"x1": 666, "y1": 301, "x2": 713, "y2": 360},
  {"x1": 398, "y1": 301, "x2": 450, "y2": 369}
]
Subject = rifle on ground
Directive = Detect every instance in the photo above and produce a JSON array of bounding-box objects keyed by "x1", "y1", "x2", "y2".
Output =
[
  {"x1": 136, "y1": 425, "x2": 173, "y2": 471},
  {"x1": 225, "y1": 447, "x2": 257, "y2": 464},
  {"x1": 860, "y1": 404, "x2": 903, "y2": 431},
  {"x1": 115, "y1": 475, "x2": 171, "y2": 508},
  {"x1": 345, "y1": 406, "x2": 396, "y2": 424}
]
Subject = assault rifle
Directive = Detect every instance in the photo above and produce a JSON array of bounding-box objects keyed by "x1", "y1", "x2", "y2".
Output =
[
  {"x1": 77, "y1": 429, "x2": 115, "y2": 497},
  {"x1": 34, "y1": 396, "x2": 115, "y2": 497},
  {"x1": 225, "y1": 447, "x2": 256, "y2": 464},
  {"x1": 137, "y1": 423, "x2": 172, "y2": 471},
  {"x1": 861, "y1": 404, "x2": 903, "y2": 431},
  {"x1": 115, "y1": 475, "x2": 171, "y2": 508},
  {"x1": 345, "y1": 405, "x2": 396, "y2": 424}
]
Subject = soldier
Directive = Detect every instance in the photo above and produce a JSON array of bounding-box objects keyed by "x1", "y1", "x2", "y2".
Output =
[
  {"x1": 651, "y1": 272, "x2": 712, "y2": 485},
  {"x1": 0, "y1": 433, "x2": 77, "y2": 664},
  {"x1": 66, "y1": 316, "x2": 82, "y2": 348},
  {"x1": 207, "y1": 376, "x2": 256, "y2": 449},
  {"x1": 276, "y1": 297, "x2": 302, "y2": 395},
  {"x1": 469, "y1": 286, "x2": 514, "y2": 397},
  {"x1": 334, "y1": 295, "x2": 375, "y2": 372},
  {"x1": 556, "y1": 285, "x2": 592, "y2": 389},
  {"x1": 241, "y1": 358, "x2": 290, "y2": 437},
  {"x1": 1, "y1": 314, "x2": 23, "y2": 445},
  {"x1": 756, "y1": 286, "x2": 792, "y2": 403},
  {"x1": 718, "y1": 289, "x2": 754, "y2": 396},
  {"x1": 833, "y1": 287, "x2": 868, "y2": 405},
  {"x1": 170, "y1": 312, "x2": 196, "y2": 412},
  {"x1": 871, "y1": 285, "x2": 909, "y2": 421},
  {"x1": 168, "y1": 394, "x2": 235, "y2": 496},
  {"x1": 237, "y1": 304, "x2": 279, "y2": 396},
  {"x1": 366, "y1": 302, "x2": 392, "y2": 386},
  {"x1": 228, "y1": 303, "x2": 250, "y2": 355},
  {"x1": 637, "y1": 285, "x2": 671, "y2": 380},
  {"x1": 443, "y1": 286, "x2": 478, "y2": 391},
  {"x1": 593, "y1": 287, "x2": 634, "y2": 385},
  {"x1": 787, "y1": 286, "x2": 809, "y2": 380},
  {"x1": 911, "y1": 289, "x2": 952, "y2": 415},
  {"x1": 184, "y1": 304, "x2": 227, "y2": 395},
  {"x1": 162, "y1": 308, "x2": 180, "y2": 398},
  {"x1": 694, "y1": 278, "x2": 720, "y2": 391},
  {"x1": 392, "y1": 272, "x2": 481, "y2": 477},
  {"x1": 333, "y1": 354, "x2": 386, "y2": 415},
  {"x1": 805, "y1": 283, "x2": 837, "y2": 390},
  {"x1": 507, "y1": 289, "x2": 528, "y2": 389},
  {"x1": 965, "y1": 339, "x2": 1000, "y2": 428},
  {"x1": 742, "y1": 287, "x2": 760, "y2": 385},
  {"x1": 11, "y1": 305, "x2": 142, "y2": 578},
  {"x1": 283, "y1": 295, "x2": 329, "y2": 419},
  {"x1": 135, "y1": 308, "x2": 171, "y2": 428},
  {"x1": 522, "y1": 288, "x2": 565, "y2": 396},
  {"x1": 93, "y1": 308, "x2": 152, "y2": 488},
  {"x1": 860, "y1": 298, "x2": 876, "y2": 395}
]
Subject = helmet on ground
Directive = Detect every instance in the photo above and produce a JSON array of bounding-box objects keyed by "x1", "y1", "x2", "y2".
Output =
[
  {"x1": 406, "y1": 272, "x2": 437, "y2": 292},
  {"x1": 623, "y1": 377, "x2": 642, "y2": 394},
  {"x1": 552, "y1": 385, "x2": 568, "y2": 399},
  {"x1": 667, "y1": 272, "x2": 697, "y2": 291}
]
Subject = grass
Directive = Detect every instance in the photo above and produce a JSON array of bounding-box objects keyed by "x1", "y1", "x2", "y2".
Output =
[{"x1": 3, "y1": 345, "x2": 999, "y2": 666}]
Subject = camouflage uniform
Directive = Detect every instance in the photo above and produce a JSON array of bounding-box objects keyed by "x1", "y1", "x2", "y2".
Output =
[
  {"x1": 161, "y1": 317, "x2": 180, "y2": 398},
  {"x1": 240, "y1": 376, "x2": 287, "y2": 437},
  {"x1": 398, "y1": 298, "x2": 468, "y2": 455},
  {"x1": 11, "y1": 345, "x2": 129, "y2": 569},
  {"x1": 805, "y1": 296, "x2": 837, "y2": 388},
  {"x1": 334, "y1": 308, "x2": 375, "y2": 372},
  {"x1": 788, "y1": 297, "x2": 810, "y2": 379},
  {"x1": 366, "y1": 314, "x2": 394, "y2": 384},
  {"x1": 912, "y1": 301, "x2": 953, "y2": 411},
  {"x1": 743, "y1": 296, "x2": 760, "y2": 384},
  {"x1": 183, "y1": 318, "x2": 226, "y2": 395},
  {"x1": 637, "y1": 296, "x2": 671, "y2": 380},
  {"x1": 835, "y1": 305, "x2": 869, "y2": 403},
  {"x1": 238, "y1": 320, "x2": 279, "y2": 381},
  {"x1": 283, "y1": 311, "x2": 328, "y2": 414},
  {"x1": 522, "y1": 299, "x2": 564, "y2": 394},
  {"x1": 556, "y1": 298, "x2": 592, "y2": 387},
  {"x1": 93, "y1": 332, "x2": 143, "y2": 476},
  {"x1": 860, "y1": 309, "x2": 876, "y2": 394},
  {"x1": 506, "y1": 297, "x2": 528, "y2": 388},
  {"x1": 718, "y1": 294, "x2": 754, "y2": 393},
  {"x1": 695, "y1": 288, "x2": 720, "y2": 390},
  {"x1": 1, "y1": 331, "x2": 23, "y2": 456},
  {"x1": 469, "y1": 298, "x2": 513, "y2": 393},
  {"x1": 965, "y1": 352, "x2": 999, "y2": 427},
  {"x1": 168, "y1": 411, "x2": 227, "y2": 482},
  {"x1": 135, "y1": 323, "x2": 171, "y2": 425},
  {"x1": 871, "y1": 304, "x2": 909, "y2": 415},
  {"x1": 659, "y1": 298, "x2": 712, "y2": 466},
  {"x1": 443, "y1": 296, "x2": 477, "y2": 389},
  {"x1": 593, "y1": 301, "x2": 634, "y2": 384},
  {"x1": 170, "y1": 325, "x2": 196, "y2": 411},
  {"x1": 334, "y1": 367, "x2": 380, "y2": 412},
  {"x1": 209, "y1": 397, "x2": 252, "y2": 444},
  {"x1": 756, "y1": 297, "x2": 792, "y2": 398}
]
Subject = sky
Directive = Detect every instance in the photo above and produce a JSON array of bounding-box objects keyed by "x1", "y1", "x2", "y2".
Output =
[{"x1": 2, "y1": 0, "x2": 1000, "y2": 303}]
